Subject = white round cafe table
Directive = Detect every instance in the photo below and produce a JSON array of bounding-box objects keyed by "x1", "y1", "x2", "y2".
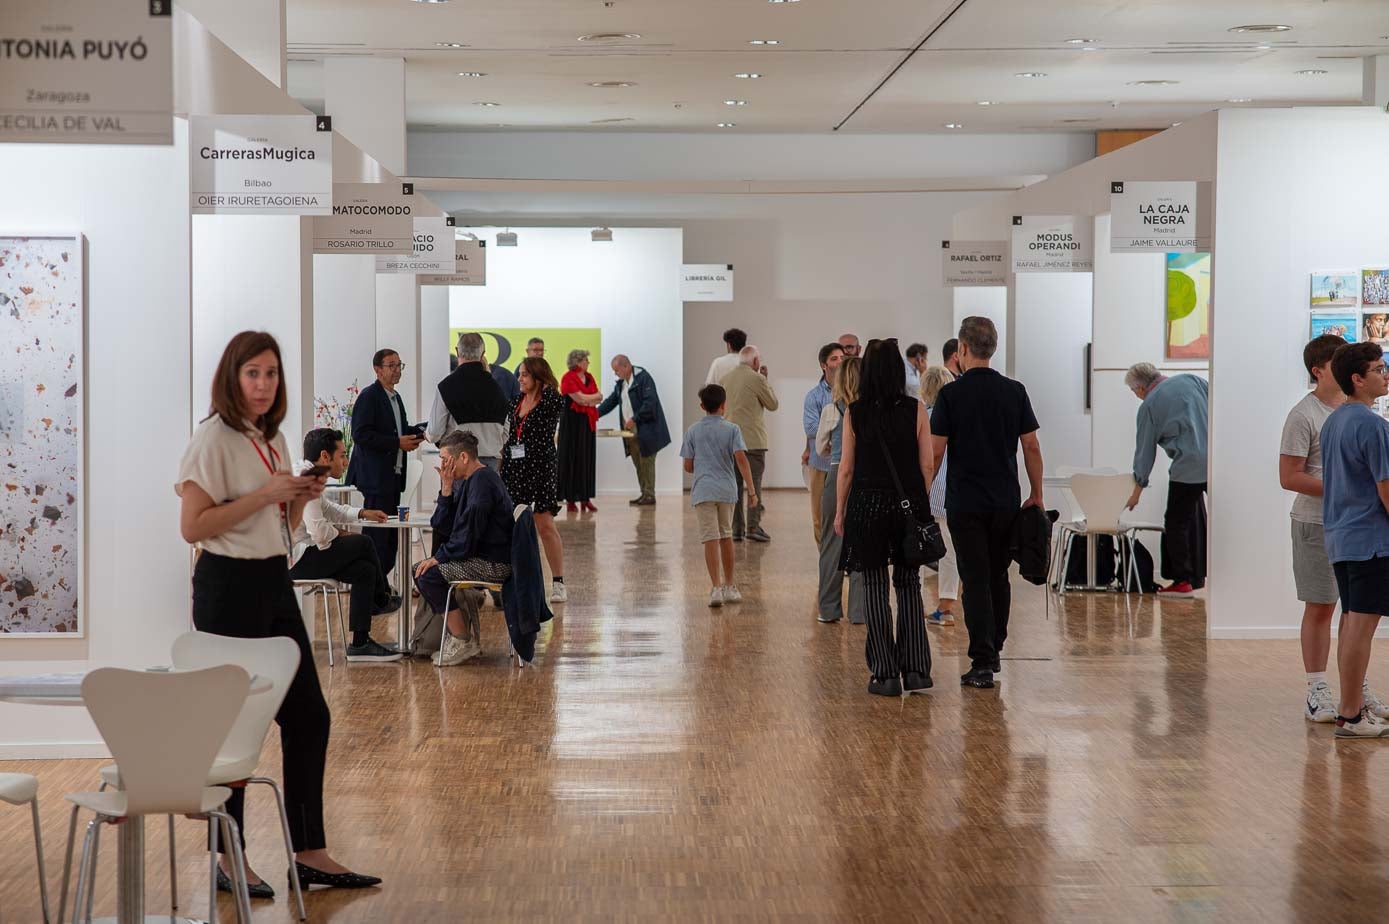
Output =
[
  {"x1": 358, "y1": 514, "x2": 434, "y2": 645},
  {"x1": 0, "y1": 669, "x2": 270, "y2": 924}
]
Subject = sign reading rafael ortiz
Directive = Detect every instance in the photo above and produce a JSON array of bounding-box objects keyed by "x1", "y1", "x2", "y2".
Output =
[{"x1": 190, "y1": 115, "x2": 333, "y2": 215}]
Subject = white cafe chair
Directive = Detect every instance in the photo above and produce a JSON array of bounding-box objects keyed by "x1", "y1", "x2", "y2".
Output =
[
  {"x1": 1055, "y1": 472, "x2": 1143, "y2": 593},
  {"x1": 293, "y1": 577, "x2": 349, "y2": 666},
  {"x1": 0, "y1": 772, "x2": 51, "y2": 924},
  {"x1": 60, "y1": 666, "x2": 253, "y2": 924}
]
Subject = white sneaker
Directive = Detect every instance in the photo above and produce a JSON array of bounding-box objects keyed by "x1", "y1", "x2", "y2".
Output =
[
  {"x1": 1363, "y1": 681, "x2": 1389, "y2": 719},
  {"x1": 1335, "y1": 707, "x2": 1389, "y2": 738},
  {"x1": 433, "y1": 633, "x2": 481, "y2": 667},
  {"x1": 708, "y1": 587, "x2": 724, "y2": 608},
  {"x1": 722, "y1": 585, "x2": 742, "y2": 603},
  {"x1": 550, "y1": 581, "x2": 567, "y2": 603},
  {"x1": 1305, "y1": 683, "x2": 1337, "y2": 723}
]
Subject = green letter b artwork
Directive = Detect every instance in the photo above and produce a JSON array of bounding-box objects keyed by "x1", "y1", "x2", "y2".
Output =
[{"x1": 1166, "y1": 253, "x2": 1210, "y2": 359}]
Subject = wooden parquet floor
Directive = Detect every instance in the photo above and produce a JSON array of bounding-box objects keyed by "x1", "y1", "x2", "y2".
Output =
[{"x1": 3, "y1": 491, "x2": 1388, "y2": 922}]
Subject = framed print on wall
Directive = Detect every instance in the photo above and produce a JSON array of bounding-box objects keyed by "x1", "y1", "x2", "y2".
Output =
[
  {"x1": 1166, "y1": 252, "x2": 1211, "y2": 359},
  {"x1": 0, "y1": 234, "x2": 85, "y2": 636}
]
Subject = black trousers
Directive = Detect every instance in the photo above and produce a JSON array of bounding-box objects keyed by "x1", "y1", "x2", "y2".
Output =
[
  {"x1": 192, "y1": 552, "x2": 331, "y2": 853},
  {"x1": 947, "y1": 510, "x2": 1016, "y2": 670},
  {"x1": 361, "y1": 488, "x2": 401, "y2": 579},
  {"x1": 289, "y1": 533, "x2": 389, "y2": 634},
  {"x1": 862, "y1": 565, "x2": 931, "y2": 680},
  {"x1": 1162, "y1": 480, "x2": 1208, "y2": 587}
]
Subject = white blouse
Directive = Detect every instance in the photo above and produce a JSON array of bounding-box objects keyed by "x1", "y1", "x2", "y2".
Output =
[{"x1": 176, "y1": 415, "x2": 293, "y2": 560}]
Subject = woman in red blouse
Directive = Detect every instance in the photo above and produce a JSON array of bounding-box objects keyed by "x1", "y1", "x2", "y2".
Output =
[{"x1": 558, "y1": 349, "x2": 603, "y2": 512}]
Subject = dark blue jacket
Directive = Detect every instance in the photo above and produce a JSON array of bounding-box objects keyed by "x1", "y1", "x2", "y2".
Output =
[
  {"x1": 430, "y1": 467, "x2": 513, "y2": 565},
  {"x1": 346, "y1": 381, "x2": 418, "y2": 495},
  {"x1": 503, "y1": 507, "x2": 553, "y2": 663},
  {"x1": 597, "y1": 367, "x2": 672, "y2": 458},
  {"x1": 491, "y1": 364, "x2": 520, "y2": 403}
]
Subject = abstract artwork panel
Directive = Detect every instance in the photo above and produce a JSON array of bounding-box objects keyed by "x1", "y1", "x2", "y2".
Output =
[
  {"x1": 1364, "y1": 268, "x2": 1389, "y2": 307},
  {"x1": 1166, "y1": 252, "x2": 1210, "y2": 360},
  {"x1": 0, "y1": 236, "x2": 84, "y2": 635},
  {"x1": 448, "y1": 327, "x2": 605, "y2": 389}
]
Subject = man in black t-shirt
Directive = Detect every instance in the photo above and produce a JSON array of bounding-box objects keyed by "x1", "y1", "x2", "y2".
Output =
[{"x1": 929, "y1": 317, "x2": 1044, "y2": 689}]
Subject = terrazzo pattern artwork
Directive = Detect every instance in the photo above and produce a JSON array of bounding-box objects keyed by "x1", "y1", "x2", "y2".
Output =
[{"x1": 0, "y1": 236, "x2": 83, "y2": 635}]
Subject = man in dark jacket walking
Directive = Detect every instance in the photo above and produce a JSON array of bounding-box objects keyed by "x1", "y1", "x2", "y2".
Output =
[{"x1": 597, "y1": 354, "x2": 671, "y2": 505}]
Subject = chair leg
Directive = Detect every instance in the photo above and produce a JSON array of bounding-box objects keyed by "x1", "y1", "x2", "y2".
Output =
[
  {"x1": 31, "y1": 799, "x2": 52, "y2": 924},
  {"x1": 251, "y1": 778, "x2": 306, "y2": 921},
  {"x1": 58, "y1": 804, "x2": 79, "y2": 924},
  {"x1": 168, "y1": 813, "x2": 178, "y2": 911},
  {"x1": 208, "y1": 811, "x2": 252, "y2": 924},
  {"x1": 437, "y1": 585, "x2": 458, "y2": 666},
  {"x1": 70, "y1": 820, "x2": 97, "y2": 924},
  {"x1": 83, "y1": 819, "x2": 100, "y2": 924},
  {"x1": 208, "y1": 814, "x2": 219, "y2": 924},
  {"x1": 334, "y1": 586, "x2": 349, "y2": 655},
  {"x1": 322, "y1": 587, "x2": 334, "y2": 667},
  {"x1": 1059, "y1": 533, "x2": 1076, "y2": 594}
]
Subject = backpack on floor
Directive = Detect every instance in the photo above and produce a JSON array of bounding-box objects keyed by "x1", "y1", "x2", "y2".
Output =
[
  {"x1": 1125, "y1": 539, "x2": 1160, "y2": 593},
  {"x1": 404, "y1": 597, "x2": 442, "y2": 657},
  {"x1": 1063, "y1": 534, "x2": 1117, "y2": 587}
]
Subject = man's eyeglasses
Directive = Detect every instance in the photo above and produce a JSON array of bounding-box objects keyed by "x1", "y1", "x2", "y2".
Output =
[
  {"x1": 383, "y1": 362, "x2": 406, "y2": 371},
  {"x1": 1372, "y1": 364, "x2": 1389, "y2": 375}
]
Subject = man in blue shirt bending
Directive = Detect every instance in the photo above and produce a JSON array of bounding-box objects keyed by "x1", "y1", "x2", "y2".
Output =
[
  {"x1": 1319, "y1": 341, "x2": 1389, "y2": 738},
  {"x1": 1124, "y1": 363, "x2": 1208, "y2": 598}
]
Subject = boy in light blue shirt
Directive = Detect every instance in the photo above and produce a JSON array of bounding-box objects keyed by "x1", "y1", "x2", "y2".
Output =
[{"x1": 681, "y1": 384, "x2": 756, "y2": 608}]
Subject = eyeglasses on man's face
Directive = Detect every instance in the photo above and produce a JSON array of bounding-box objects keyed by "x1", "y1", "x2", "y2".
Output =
[{"x1": 382, "y1": 362, "x2": 406, "y2": 371}]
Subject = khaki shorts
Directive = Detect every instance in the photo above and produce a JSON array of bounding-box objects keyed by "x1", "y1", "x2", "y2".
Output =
[
  {"x1": 1292, "y1": 519, "x2": 1338, "y2": 605},
  {"x1": 696, "y1": 501, "x2": 735, "y2": 543}
]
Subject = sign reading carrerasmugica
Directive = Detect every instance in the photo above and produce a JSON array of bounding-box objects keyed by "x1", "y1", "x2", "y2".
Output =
[
  {"x1": 0, "y1": 0, "x2": 173, "y2": 144},
  {"x1": 190, "y1": 115, "x2": 334, "y2": 215}
]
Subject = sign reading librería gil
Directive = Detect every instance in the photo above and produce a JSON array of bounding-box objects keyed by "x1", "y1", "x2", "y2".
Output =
[
  {"x1": 420, "y1": 238, "x2": 487, "y2": 286},
  {"x1": 190, "y1": 115, "x2": 333, "y2": 215},
  {"x1": 941, "y1": 240, "x2": 1008, "y2": 286},
  {"x1": 377, "y1": 217, "x2": 456, "y2": 274},
  {"x1": 311, "y1": 182, "x2": 415, "y2": 254},
  {"x1": 1109, "y1": 180, "x2": 1209, "y2": 253},
  {"x1": 1010, "y1": 215, "x2": 1094, "y2": 273},
  {"x1": 0, "y1": 0, "x2": 173, "y2": 145},
  {"x1": 680, "y1": 264, "x2": 734, "y2": 302}
]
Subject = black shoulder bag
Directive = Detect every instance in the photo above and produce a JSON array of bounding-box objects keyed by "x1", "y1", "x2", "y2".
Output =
[{"x1": 878, "y1": 433, "x2": 946, "y2": 567}]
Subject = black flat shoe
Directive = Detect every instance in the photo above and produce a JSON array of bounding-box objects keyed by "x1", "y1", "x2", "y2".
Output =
[
  {"x1": 960, "y1": 668, "x2": 995, "y2": 689},
  {"x1": 867, "y1": 676, "x2": 902, "y2": 697},
  {"x1": 903, "y1": 671, "x2": 934, "y2": 695},
  {"x1": 291, "y1": 861, "x2": 382, "y2": 890},
  {"x1": 372, "y1": 594, "x2": 403, "y2": 615},
  {"x1": 217, "y1": 867, "x2": 275, "y2": 899}
]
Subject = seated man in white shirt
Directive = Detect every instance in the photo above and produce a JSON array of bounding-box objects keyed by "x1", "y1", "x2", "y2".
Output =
[{"x1": 289, "y1": 427, "x2": 402, "y2": 662}]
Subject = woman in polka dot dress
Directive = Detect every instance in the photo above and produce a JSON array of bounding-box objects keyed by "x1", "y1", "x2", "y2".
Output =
[{"x1": 501, "y1": 357, "x2": 567, "y2": 602}]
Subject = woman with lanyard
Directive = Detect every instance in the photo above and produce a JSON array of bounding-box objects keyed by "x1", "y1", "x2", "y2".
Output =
[
  {"x1": 501, "y1": 356, "x2": 567, "y2": 602},
  {"x1": 557, "y1": 348, "x2": 603, "y2": 513},
  {"x1": 177, "y1": 331, "x2": 381, "y2": 897}
]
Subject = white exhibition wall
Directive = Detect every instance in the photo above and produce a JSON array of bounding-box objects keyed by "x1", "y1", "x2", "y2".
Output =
[
  {"x1": 448, "y1": 227, "x2": 685, "y2": 495},
  {"x1": 1013, "y1": 273, "x2": 1094, "y2": 474}
]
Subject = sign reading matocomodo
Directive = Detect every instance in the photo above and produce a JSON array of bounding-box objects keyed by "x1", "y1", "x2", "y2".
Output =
[
  {"x1": 1109, "y1": 180, "x2": 1209, "y2": 253},
  {"x1": 0, "y1": 0, "x2": 173, "y2": 144},
  {"x1": 421, "y1": 238, "x2": 486, "y2": 286},
  {"x1": 681, "y1": 264, "x2": 734, "y2": 301},
  {"x1": 376, "y1": 217, "x2": 456, "y2": 274},
  {"x1": 190, "y1": 115, "x2": 333, "y2": 215},
  {"x1": 1010, "y1": 215, "x2": 1094, "y2": 273},
  {"x1": 312, "y1": 182, "x2": 414, "y2": 254},
  {"x1": 942, "y1": 240, "x2": 1008, "y2": 286}
]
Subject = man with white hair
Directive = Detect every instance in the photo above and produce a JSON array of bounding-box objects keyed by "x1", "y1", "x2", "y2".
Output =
[
  {"x1": 597, "y1": 354, "x2": 671, "y2": 505},
  {"x1": 721, "y1": 344, "x2": 779, "y2": 541},
  {"x1": 428, "y1": 331, "x2": 511, "y2": 471},
  {"x1": 1124, "y1": 362, "x2": 1209, "y2": 597}
]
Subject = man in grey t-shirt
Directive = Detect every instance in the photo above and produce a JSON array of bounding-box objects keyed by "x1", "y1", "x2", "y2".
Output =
[{"x1": 1279, "y1": 334, "x2": 1388, "y2": 724}]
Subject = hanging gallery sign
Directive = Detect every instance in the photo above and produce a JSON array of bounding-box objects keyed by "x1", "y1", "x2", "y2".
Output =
[
  {"x1": 190, "y1": 114, "x2": 333, "y2": 215},
  {"x1": 1010, "y1": 215, "x2": 1094, "y2": 273},
  {"x1": 941, "y1": 240, "x2": 1008, "y2": 286},
  {"x1": 681, "y1": 264, "x2": 734, "y2": 301},
  {"x1": 420, "y1": 237, "x2": 487, "y2": 286},
  {"x1": 376, "y1": 217, "x2": 456, "y2": 274},
  {"x1": 311, "y1": 181, "x2": 415, "y2": 254},
  {"x1": 0, "y1": 0, "x2": 173, "y2": 145},
  {"x1": 1109, "y1": 180, "x2": 1210, "y2": 253}
]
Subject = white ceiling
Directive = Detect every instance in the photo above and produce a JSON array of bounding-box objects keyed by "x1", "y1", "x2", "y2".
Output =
[{"x1": 284, "y1": 0, "x2": 1389, "y2": 133}]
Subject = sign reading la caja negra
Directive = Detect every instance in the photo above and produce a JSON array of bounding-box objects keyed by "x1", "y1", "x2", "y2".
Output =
[
  {"x1": 190, "y1": 114, "x2": 333, "y2": 215},
  {"x1": 1010, "y1": 215, "x2": 1094, "y2": 273},
  {"x1": 311, "y1": 181, "x2": 415, "y2": 254},
  {"x1": 1109, "y1": 180, "x2": 1210, "y2": 253},
  {"x1": 941, "y1": 240, "x2": 1008, "y2": 286},
  {"x1": 420, "y1": 237, "x2": 487, "y2": 286},
  {"x1": 377, "y1": 217, "x2": 457, "y2": 274},
  {"x1": 0, "y1": 0, "x2": 173, "y2": 145}
]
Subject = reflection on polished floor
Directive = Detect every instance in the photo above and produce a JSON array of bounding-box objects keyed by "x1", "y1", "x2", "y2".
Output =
[{"x1": 2, "y1": 491, "x2": 1387, "y2": 922}]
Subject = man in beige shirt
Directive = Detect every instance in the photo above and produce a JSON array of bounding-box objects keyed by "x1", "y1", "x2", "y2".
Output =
[{"x1": 721, "y1": 345, "x2": 779, "y2": 541}]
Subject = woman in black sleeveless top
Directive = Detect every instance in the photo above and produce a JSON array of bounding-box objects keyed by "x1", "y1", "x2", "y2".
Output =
[{"x1": 834, "y1": 339, "x2": 935, "y2": 697}]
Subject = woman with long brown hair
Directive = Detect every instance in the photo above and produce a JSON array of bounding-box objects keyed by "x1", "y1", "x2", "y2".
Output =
[
  {"x1": 177, "y1": 331, "x2": 380, "y2": 896},
  {"x1": 501, "y1": 356, "x2": 568, "y2": 602}
]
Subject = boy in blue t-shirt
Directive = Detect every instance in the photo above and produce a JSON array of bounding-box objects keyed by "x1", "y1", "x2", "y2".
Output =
[{"x1": 680, "y1": 384, "x2": 756, "y2": 608}]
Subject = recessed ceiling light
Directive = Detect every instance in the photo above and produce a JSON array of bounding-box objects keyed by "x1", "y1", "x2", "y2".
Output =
[
  {"x1": 748, "y1": 39, "x2": 781, "y2": 45},
  {"x1": 716, "y1": 122, "x2": 737, "y2": 127},
  {"x1": 1255, "y1": 44, "x2": 1272, "y2": 50},
  {"x1": 410, "y1": 0, "x2": 449, "y2": 4},
  {"x1": 1127, "y1": 79, "x2": 1179, "y2": 86},
  {"x1": 1296, "y1": 68, "x2": 1329, "y2": 75},
  {"x1": 435, "y1": 42, "x2": 467, "y2": 48},
  {"x1": 943, "y1": 123, "x2": 963, "y2": 129},
  {"x1": 1061, "y1": 118, "x2": 1100, "y2": 123},
  {"x1": 734, "y1": 73, "x2": 762, "y2": 79},
  {"x1": 1080, "y1": 46, "x2": 1098, "y2": 52},
  {"x1": 1171, "y1": 122, "x2": 1182, "y2": 127},
  {"x1": 1228, "y1": 24, "x2": 1292, "y2": 33},
  {"x1": 456, "y1": 72, "x2": 487, "y2": 78},
  {"x1": 976, "y1": 100, "x2": 995, "y2": 106},
  {"x1": 588, "y1": 81, "x2": 636, "y2": 88},
  {"x1": 768, "y1": 0, "x2": 800, "y2": 3},
  {"x1": 1014, "y1": 72, "x2": 1046, "y2": 78},
  {"x1": 1227, "y1": 97, "x2": 1253, "y2": 103},
  {"x1": 1064, "y1": 38, "x2": 1097, "y2": 44},
  {"x1": 577, "y1": 32, "x2": 641, "y2": 43},
  {"x1": 724, "y1": 99, "x2": 748, "y2": 106},
  {"x1": 590, "y1": 117, "x2": 636, "y2": 124},
  {"x1": 475, "y1": 101, "x2": 501, "y2": 107}
]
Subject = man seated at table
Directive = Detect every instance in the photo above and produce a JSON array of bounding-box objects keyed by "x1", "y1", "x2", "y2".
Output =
[
  {"x1": 290, "y1": 427, "x2": 403, "y2": 662},
  {"x1": 413, "y1": 429, "x2": 515, "y2": 666}
]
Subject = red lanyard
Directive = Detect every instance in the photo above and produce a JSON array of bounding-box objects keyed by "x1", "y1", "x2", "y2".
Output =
[
  {"x1": 514, "y1": 396, "x2": 538, "y2": 441},
  {"x1": 248, "y1": 437, "x2": 287, "y2": 523}
]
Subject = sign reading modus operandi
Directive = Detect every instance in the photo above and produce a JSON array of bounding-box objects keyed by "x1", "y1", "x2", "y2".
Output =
[
  {"x1": 312, "y1": 181, "x2": 415, "y2": 254},
  {"x1": 190, "y1": 114, "x2": 333, "y2": 215},
  {"x1": 0, "y1": 0, "x2": 173, "y2": 145},
  {"x1": 1010, "y1": 215, "x2": 1094, "y2": 273}
]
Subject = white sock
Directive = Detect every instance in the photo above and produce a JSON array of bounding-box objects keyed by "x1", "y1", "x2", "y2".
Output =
[{"x1": 1308, "y1": 671, "x2": 1328, "y2": 688}]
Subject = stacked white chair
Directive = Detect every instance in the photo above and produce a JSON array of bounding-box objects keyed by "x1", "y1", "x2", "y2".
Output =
[{"x1": 0, "y1": 771, "x2": 51, "y2": 923}]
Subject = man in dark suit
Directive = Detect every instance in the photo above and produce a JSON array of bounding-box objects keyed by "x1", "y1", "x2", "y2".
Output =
[
  {"x1": 346, "y1": 348, "x2": 424, "y2": 579},
  {"x1": 597, "y1": 354, "x2": 671, "y2": 505}
]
